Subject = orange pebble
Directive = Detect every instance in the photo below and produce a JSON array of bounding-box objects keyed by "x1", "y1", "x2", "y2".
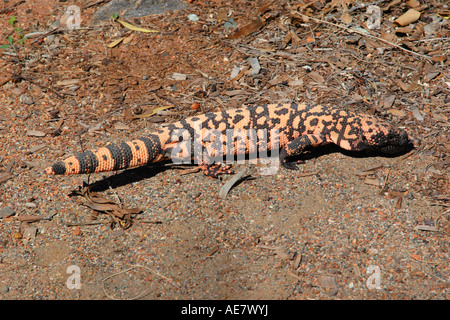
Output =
[
  {"x1": 191, "y1": 102, "x2": 200, "y2": 110},
  {"x1": 72, "y1": 226, "x2": 82, "y2": 236}
]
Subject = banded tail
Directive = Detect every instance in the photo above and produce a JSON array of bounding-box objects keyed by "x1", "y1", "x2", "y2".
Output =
[{"x1": 45, "y1": 135, "x2": 163, "y2": 175}]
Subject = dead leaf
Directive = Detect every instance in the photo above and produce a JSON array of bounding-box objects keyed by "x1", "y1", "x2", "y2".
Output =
[
  {"x1": 248, "y1": 57, "x2": 261, "y2": 75},
  {"x1": 228, "y1": 16, "x2": 263, "y2": 39},
  {"x1": 380, "y1": 31, "x2": 397, "y2": 43},
  {"x1": 383, "y1": 95, "x2": 396, "y2": 108},
  {"x1": 258, "y1": 2, "x2": 273, "y2": 14},
  {"x1": 114, "y1": 122, "x2": 130, "y2": 130},
  {"x1": 388, "y1": 190, "x2": 407, "y2": 198},
  {"x1": 431, "y1": 55, "x2": 446, "y2": 63},
  {"x1": 406, "y1": 0, "x2": 420, "y2": 8},
  {"x1": 394, "y1": 9, "x2": 421, "y2": 26},
  {"x1": 230, "y1": 66, "x2": 248, "y2": 81},
  {"x1": 396, "y1": 79, "x2": 410, "y2": 91},
  {"x1": 410, "y1": 24, "x2": 424, "y2": 41},
  {"x1": 324, "y1": 0, "x2": 353, "y2": 13},
  {"x1": 308, "y1": 71, "x2": 324, "y2": 83},
  {"x1": 281, "y1": 30, "x2": 301, "y2": 49},
  {"x1": 364, "y1": 177, "x2": 382, "y2": 186},
  {"x1": 381, "y1": 0, "x2": 401, "y2": 11},
  {"x1": 424, "y1": 71, "x2": 440, "y2": 82},
  {"x1": 122, "y1": 33, "x2": 134, "y2": 45}
]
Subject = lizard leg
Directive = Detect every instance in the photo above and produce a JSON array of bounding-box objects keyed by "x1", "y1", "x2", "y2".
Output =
[
  {"x1": 198, "y1": 163, "x2": 233, "y2": 178},
  {"x1": 280, "y1": 134, "x2": 326, "y2": 170},
  {"x1": 194, "y1": 150, "x2": 233, "y2": 178}
]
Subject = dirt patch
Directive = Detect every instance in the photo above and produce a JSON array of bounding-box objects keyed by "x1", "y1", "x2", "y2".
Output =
[
  {"x1": 34, "y1": 241, "x2": 71, "y2": 267},
  {"x1": 0, "y1": 0, "x2": 448, "y2": 300}
]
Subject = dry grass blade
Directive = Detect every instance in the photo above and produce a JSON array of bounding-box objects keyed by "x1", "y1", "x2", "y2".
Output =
[
  {"x1": 115, "y1": 18, "x2": 159, "y2": 33},
  {"x1": 414, "y1": 225, "x2": 440, "y2": 232}
]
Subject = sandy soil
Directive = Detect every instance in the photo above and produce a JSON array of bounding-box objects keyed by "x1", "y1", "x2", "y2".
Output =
[{"x1": 0, "y1": 0, "x2": 448, "y2": 300}]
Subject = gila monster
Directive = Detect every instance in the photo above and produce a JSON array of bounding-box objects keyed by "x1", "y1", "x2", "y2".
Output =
[{"x1": 45, "y1": 103, "x2": 411, "y2": 177}]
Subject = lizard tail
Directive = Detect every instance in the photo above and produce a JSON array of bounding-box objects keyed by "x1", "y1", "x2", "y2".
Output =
[{"x1": 45, "y1": 135, "x2": 163, "y2": 175}]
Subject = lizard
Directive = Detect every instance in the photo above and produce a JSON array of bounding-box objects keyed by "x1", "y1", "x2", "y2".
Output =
[{"x1": 44, "y1": 103, "x2": 411, "y2": 177}]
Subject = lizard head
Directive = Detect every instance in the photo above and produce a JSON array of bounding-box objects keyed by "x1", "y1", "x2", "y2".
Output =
[{"x1": 357, "y1": 116, "x2": 412, "y2": 154}]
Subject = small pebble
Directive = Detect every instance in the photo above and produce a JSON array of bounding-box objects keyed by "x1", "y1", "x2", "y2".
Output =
[
  {"x1": 188, "y1": 14, "x2": 199, "y2": 22},
  {"x1": 0, "y1": 207, "x2": 14, "y2": 218},
  {"x1": 24, "y1": 202, "x2": 37, "y2": 208},
  {"x1": 191, "y1": 102, "x2": 200, "y2": 110},
  {"x1": 13, "y1": 232, "x2": 22, "y2": 240},
  {"x1": 19, "y1": 94, "x2": 34, "y2": 105},
  {"x1": 72, "y1": 227, "x2": 81, "y2": 236}
]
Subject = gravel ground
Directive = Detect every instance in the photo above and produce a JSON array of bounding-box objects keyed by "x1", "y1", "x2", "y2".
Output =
[{"x1": 0, "y1": 0, "x2": 448, "y2": 300}]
